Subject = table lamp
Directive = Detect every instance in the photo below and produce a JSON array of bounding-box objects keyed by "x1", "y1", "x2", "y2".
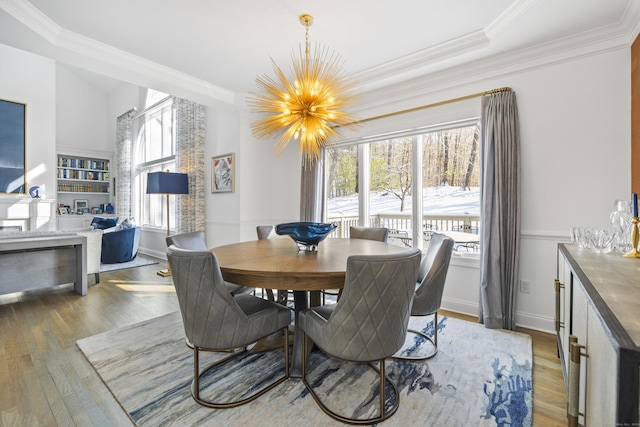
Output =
[{"x1": 146, "y1": 170, "x2": 189, "y2": 276}]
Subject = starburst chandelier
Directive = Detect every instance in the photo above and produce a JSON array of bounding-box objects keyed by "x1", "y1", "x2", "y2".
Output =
[{"x1": 248, "y1": 14, "x2": 358, "y2": 164}]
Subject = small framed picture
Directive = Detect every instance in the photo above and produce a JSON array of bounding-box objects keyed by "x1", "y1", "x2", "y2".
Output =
[
  {"x1": 58, "y1": 207, "x2": 69, "y2": 215},
  {"x1": 74, "y1": 199, "x2": 88, "y2": 212},
  {"x1": 212, "y1": 152, "x2": 235, "y2": 193}
]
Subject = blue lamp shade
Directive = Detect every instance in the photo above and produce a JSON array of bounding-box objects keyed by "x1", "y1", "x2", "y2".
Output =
[{"x1": 146, "y1": 172, "x2": 189, "y2": 195}]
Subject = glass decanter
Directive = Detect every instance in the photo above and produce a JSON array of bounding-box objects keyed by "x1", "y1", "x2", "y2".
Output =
[{"x1": 610, "y1": 200, "x2": 633, "y2": 254}]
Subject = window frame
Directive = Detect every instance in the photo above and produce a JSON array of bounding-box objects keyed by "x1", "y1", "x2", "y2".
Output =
[
  {"x1": 132, "y1": 96, "x2": 177, "y2": 231},
  {"x1": 323, "y1": 117, "x2": 480, "y2": 251}
]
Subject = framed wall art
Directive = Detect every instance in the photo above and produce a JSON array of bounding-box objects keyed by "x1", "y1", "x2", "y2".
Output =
[
  {"x1": 212, "y1": 152, "x2": 235, "y2": 193},
  {"x1": 0, "y1": 99, "x2": 26, "y2": 194}
]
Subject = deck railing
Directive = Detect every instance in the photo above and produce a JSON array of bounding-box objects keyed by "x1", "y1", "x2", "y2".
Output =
[{"x1": 327, "y1": 213, "x2": 480, "y2": 239}]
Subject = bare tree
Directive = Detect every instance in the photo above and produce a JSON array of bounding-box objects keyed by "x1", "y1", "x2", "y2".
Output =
[{"x1": 462, "y1": 127, "x2": 479, "y2": 190}]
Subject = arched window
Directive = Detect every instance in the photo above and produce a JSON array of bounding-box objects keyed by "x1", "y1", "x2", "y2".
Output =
[{"x1": 132, "y1": 92, "x2": 176, "y2": 229}]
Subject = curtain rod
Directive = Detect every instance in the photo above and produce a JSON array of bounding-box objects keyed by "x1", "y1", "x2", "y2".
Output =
[
  {"x1": 342, "y1": 86, "x2": 512, "y2": 127},
  {"x1": 129, "y1": 95, "x2": 176, "y2": 121}
]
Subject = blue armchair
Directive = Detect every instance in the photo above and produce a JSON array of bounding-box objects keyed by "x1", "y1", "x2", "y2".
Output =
[
  {"x1": 101, "y1": 226, "x2": 141, "y2": 264},
  {"x1": 91, "y1": 217, "x2": 141, "y2": 264}
]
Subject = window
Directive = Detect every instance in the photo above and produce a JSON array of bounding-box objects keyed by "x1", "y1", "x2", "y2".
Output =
[
  {"x1": 132, "y1": 93, "x2": 176, "y2": 229},
  {"x1": 325, "y1": 120, "x2": 480, "y2": 251}
]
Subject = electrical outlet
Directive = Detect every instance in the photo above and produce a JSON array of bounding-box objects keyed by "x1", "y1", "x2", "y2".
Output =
[{"x1": 520, "y1": 280, "x2": 531, "y2": 293}]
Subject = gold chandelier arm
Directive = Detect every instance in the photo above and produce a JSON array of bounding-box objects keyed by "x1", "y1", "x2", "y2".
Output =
[{"x1": 248, "y1": 13, "x2": 358, "y2": 164}]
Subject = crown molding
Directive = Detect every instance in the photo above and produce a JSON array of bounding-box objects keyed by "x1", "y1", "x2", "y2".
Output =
[
  {"x1": 2, "y1": 0, "x2": 639, "y2": 110},
  {"x1": 0, "y1": 0, "x2": 60, "y2": 42},
  {"x1": 352, "y1": 20, "x2": 634, "y2": 115},
  {"x1": 485, "y1": 0, "x2": 539, "y2": 39},
  {"x1": 352, "y1": 30, "x2": 490, "y2": 90},
  {"x1": 0, "y1": 0, "x2": 236, "y2": 107},
  {"x1": 353, "y1": 0, "x2": 640, "y2": 96}
]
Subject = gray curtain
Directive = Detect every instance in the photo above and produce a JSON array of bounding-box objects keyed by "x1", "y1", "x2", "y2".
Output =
[
  {"x1": 115, "y1": 109, "x2": 135, "y2": 220},
  {"x1": 300, "y1": 158, "x2": 325, "y2": 222},
  {"x1": 174, "y1": 98, "x2": 206, "y2": 233},
  {"x1": 479, "y1": 90, "x2": 521, "y2": 330}
]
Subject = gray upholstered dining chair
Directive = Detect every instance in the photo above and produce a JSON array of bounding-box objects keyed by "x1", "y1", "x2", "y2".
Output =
[
  {"x1": 299, "y1": 248, "x2": 421, "y2": 424},
  {"x1": 349, "y1": 225, "x2": 389, "y2": 242},
  {"x1": 322, "y1": 225, "x2": 391, "y2": 304},
  {"x1": 166, "y1": 245, "x2": 291, "y2": 408},
  {"x1": 256, "y1": 225, "x2": 289, "y2": 303},
  {"x1": 166, "y1": 231, "x2": 251, "y2": 297},
  {"x1": 394, "y1": 232, "x2": 454, "y2": 360},
  {"x1": 256, "y1": 225, "x2": 274, "y2": 240}
]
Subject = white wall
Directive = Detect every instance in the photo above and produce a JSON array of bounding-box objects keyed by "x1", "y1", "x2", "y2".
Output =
[
  {"x1": 204, "y1": 107, "x2": 301, "y2": 246},
  {"x1": 0, "y1": 43, "x2": 56, "y2": 227},
  {"x1": 56, "y1": 65, "x2": 110, "y2": 151}
]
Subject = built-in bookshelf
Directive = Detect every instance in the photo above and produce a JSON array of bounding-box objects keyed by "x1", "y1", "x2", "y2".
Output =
[
  {"x1": 56, "y1": 152, "x2": 113, "y2": 228},
  {"x1": 57, "y1": 155, "x2": 110, "y2": 195}
]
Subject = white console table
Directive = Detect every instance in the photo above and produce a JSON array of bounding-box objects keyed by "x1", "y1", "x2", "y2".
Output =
[{"x1": 0, "y1": 234, "x2": 87, "y2": 296}]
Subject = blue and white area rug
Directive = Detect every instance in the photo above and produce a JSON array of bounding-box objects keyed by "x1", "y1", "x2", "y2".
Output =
[
  {"x1": 99, "y1": 254, "x2": 159, "y2": 273},
  {"x1": 77, "y1": 311, "x2": 532, "y2": 426}
]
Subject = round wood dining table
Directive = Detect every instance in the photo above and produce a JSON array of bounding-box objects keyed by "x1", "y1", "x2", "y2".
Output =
[{"x1": 211, "y1": 237, "x2": 413, "y2": 377}]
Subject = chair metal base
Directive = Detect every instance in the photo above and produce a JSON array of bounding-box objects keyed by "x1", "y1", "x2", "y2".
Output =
[
  {"x1": 301, "y1": 332, "x2": 400, "y2": 425},
  {"x1": 391, "y1": 329, "x2": 437, "y2": 360},
  {"x1": 391, "y1": 313, "x2": 439, "y2": 360},
  {"x1": 191, "y1": 327, "x2": 289, "y2": 408}
]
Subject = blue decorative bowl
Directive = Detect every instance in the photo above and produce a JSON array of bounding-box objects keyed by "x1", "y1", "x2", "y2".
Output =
[{"x1": 275, "y1": 221, "x2": 337, "y2": 251}]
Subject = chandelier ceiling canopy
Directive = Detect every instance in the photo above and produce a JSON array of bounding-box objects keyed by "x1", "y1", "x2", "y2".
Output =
[{"x1": 248, "y1": 14, "x2": 358, "y2": 164}]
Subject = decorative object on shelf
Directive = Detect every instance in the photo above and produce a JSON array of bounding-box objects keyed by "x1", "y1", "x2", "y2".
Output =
[
  {"x1": 275, "y1": 221, "x2": 337, "y2": 252},
  {"x1": 212, "y1": 153, "x2": 235, "y2": 193},
  {"x1": 248, "y1": 14, "x2": 358, "y2": 164},
  {"x1": 623, "y1": 193, "x2": 640, "y2": 258},
  {"x1": 146, "y1": 170, "x2": 189, "y2": 276},
  {"x1": 624, "y1": 217, "x2": 640, "y2": 258},
  {"x1": 611, "y1": 200, "x2": 633, "y2": 254},
  {"x1": 28, "y1": 185, "x2": 42, "y2": 199},
  {"x1": 105, "y1": 203, "x2": 114, "y2": 214},
  {"x1": 74, "y1": 199, "x2": 88, "y2": 214}
]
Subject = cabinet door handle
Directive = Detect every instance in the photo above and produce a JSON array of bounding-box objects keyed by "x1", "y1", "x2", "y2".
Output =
[
  {"x1": 568, "y1": 337, "x2": 588, "y2": 427},
  {"x1": 555, "y1": 279, "x2": 565, "y2": 332}
]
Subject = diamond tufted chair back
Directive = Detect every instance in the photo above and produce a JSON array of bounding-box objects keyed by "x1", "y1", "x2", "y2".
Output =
[
  {"x1": 392, "y1": 232, "x2": 454, "y2": 361},
  {"x1": 412, "y1": 233, "x2": 455, "y2": 317},
  {"x1": 167, "y1": 232, "x2": 251, "y2": 297},
  {"x1": 298, "y1": 248, "x2": 421, "y2": 424},
  {"x1": 167, "y1": 246, "x2": 288, "y2": 349},
  {"x1": 300, "y1": 248, "x2": 421, "y2": 362},
  {"x1": 166, "y1": 245, "x2": 291, "y2": 408}
]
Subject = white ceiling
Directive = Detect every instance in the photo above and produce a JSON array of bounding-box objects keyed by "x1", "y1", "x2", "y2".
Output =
[{"x1": 0, "y1": 0, "x2": 638, "y2": 98}]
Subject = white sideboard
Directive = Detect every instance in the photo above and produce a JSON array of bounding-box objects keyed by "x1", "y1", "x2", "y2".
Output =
[
  {"x1": 556, "y1": 243, "x2": 640, "y2": 426},
  {"x1": 57, "y1": 213, "x2": 117, "y2": 230}
]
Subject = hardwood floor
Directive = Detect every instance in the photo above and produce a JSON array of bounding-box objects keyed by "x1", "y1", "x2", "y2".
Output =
[{"x1": 0, "y1": 260, "x2": 566, "y2": 426}]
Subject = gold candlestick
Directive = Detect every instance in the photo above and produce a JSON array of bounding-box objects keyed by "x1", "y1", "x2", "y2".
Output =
[{"x1": 623, "y1": 217, "x2": 640, "y2": 258}]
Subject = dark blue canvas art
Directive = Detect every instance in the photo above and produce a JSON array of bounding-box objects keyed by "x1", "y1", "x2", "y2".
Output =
[{"x1": 0, "y1": 99, "x2": 26, "y2": 193}]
